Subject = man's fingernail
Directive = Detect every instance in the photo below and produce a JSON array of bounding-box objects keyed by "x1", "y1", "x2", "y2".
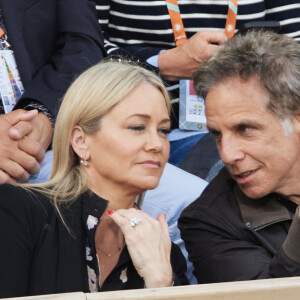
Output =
[
  {"x1": 10, "y1": 128, "x2": 20, "y2": 138},
  {"x1": 108, "y1": 210, "x2": 114, "y2": 215}
]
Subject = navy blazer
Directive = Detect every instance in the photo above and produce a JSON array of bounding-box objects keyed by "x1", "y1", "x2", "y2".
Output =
[{"x1": 0, "y1": 0, "x2": 104, "y2": 117}]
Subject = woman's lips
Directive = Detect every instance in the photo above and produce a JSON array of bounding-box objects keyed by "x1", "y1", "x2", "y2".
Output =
[{"x1": 138, "y1": 160, "x2": 161, "y2": 169}]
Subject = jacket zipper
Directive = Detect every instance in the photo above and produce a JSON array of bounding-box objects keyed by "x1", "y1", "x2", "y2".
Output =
[{"x1": 254, "y1": 217, "x2": 293, "y2": 231}]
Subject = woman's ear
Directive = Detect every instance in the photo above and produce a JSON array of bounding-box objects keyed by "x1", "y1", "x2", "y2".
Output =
[{"x1": 71, "y1": 126, "x2": 90, "y2": 160}]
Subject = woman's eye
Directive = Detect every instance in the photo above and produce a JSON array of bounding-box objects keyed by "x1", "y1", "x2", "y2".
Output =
[
  {"x1": 159, "y1": 128, "x2": 172, "y2": 135},
  {"x1": 129, "y1": 125, "x2": 145, "y2": 131}
]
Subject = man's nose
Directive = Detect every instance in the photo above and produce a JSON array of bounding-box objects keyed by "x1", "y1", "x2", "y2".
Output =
[{"x1": 219, "y1": 135, "x2": 244, "y2": 165}]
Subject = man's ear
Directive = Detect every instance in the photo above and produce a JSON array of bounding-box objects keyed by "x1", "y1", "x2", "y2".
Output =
[{"x1": 70, "y1": 126, "x2": 90, "y2": 160}]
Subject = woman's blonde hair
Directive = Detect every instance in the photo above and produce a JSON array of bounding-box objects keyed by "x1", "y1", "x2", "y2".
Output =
[{"x1": 22, "y1": 60, "x2": 170, "y2": 212}]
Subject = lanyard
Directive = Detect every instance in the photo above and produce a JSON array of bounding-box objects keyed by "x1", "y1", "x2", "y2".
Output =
[
  {"x1": 165, "y1": 0, "x2": 187, "y2": 46},
  {"x1": 0, "y1": 27, "x2": 10, "y2": 49},
  {"x1": 166, "y1": 0, "x2": 238, "y2": 46},
  {"x1": 225, "y1": 0, "x2": 238, "y2": 38}
]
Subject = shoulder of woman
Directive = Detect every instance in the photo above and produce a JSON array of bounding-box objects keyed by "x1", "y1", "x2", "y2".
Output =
[{"x1": 0, "y1": 184, "x2": 54, "y2": 216}]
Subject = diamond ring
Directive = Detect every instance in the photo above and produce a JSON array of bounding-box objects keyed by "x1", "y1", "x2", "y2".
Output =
[{"x1": 130, "y1": 216, "x2": 142, "y2": 227}]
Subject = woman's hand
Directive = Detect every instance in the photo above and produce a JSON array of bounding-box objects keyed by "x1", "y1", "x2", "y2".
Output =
[{"x1": 108, "y1": 208, "x2": 173, "y2": 288}]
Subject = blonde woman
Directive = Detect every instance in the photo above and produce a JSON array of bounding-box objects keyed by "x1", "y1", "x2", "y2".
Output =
[{"x1": 0, "y1": 61, "x2": 188, "y2": 298}]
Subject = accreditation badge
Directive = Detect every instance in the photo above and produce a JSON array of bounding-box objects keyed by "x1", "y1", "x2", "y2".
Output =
[
  {"x1": 0, "y1": 50, "x2": 24, "y2": 113},
  {"x1": 179, "y1": 79, "x2": 207, "y2": 132}
]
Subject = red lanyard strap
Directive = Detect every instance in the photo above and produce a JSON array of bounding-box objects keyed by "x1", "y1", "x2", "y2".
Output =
[{"x1": 166, "y1": 0, "x2": 239, "y2": 47}]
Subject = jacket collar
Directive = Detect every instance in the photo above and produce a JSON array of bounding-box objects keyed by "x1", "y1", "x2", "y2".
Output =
[
  {"x1": 233, "y1": 184, "x2": 295, "y2": 231},
  {"x1": 80, "y1": 189, "x2": 109, "y2": 219}
]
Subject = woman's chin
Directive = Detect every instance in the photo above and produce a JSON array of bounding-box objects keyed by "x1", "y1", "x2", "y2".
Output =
[{"x1": 137, "y1": 177, "x2": 161, "y2": 192}]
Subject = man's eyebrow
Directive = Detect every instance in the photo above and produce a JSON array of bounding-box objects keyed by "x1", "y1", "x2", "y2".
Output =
[
  {"x1": 232, "y1": 119, "x2": 263, "y2": 129},
  {"x1": 207, "y1": 119, "x2": 263, "y2": 132},
  {"x1": 127, "y1": 114, "x2": 171, "y2": 123},
  {"x1": 206, "y1": 125, "x2": 218, "y2": 133}
]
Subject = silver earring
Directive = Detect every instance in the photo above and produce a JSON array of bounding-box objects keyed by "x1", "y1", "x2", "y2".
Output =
[{"x1": 80, "y1": 155, "x2": 89, "y2": 167}]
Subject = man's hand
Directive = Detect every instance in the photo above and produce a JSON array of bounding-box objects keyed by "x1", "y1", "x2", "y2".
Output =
[
  {"x1": 9, "y1": 111, "x2": 53, "y2": 154},
  {"x1": 0, "y1": 110, "x2": 39, "y2": 183},
  {"x1": 0, "y1": 109, "x2": 53, "y2": 184},
  {"x1": 158, "y1": 30, "x2": 227, "y2": 81}
]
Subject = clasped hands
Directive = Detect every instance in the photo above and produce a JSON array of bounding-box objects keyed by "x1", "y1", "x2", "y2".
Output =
[
  {"x1": 0, "y1": 109, "x2": 53, "y2": 184},
  {"x1": 109, "y1": 208, "x2": 173, "y2": 288}
]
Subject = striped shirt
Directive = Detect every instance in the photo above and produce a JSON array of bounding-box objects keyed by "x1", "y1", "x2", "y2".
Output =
[{"x1": 95, "y1": 0, "x2": 300, "y2": 126}]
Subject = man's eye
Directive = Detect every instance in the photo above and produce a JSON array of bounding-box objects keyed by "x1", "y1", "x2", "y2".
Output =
[
  {"x1": 210, "y1": 130, "x2": 222, "y2": 140},
  {"x1": 239, "y1": 125, "x2": 252, "y2": 134},
  {"x1": 129, "y1": 125, "x2": 145, "y2": 131}
]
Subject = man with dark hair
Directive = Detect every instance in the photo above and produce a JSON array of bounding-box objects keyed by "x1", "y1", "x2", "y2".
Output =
[{"x1": 179, "y1": 30, "x2": 300, "y2": 283}]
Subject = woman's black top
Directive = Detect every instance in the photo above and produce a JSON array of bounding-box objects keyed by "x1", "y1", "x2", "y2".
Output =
[{"x1": 0, "y1": 185, "x2": 188, "y2": 298}]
